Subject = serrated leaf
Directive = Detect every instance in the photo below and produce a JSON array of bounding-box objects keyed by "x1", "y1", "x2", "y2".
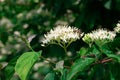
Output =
[
  {"x1": 15, "y1": 51, "x2": 41, "y2": 80},
  {"x1": 67, "y1": 58, "x2": 95, "y2": 80},
  {"x1": 44, "y1": 72, "x2": 56, "y2": 80}
]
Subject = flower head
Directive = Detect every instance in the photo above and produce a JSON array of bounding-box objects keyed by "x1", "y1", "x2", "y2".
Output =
[
  {"x1": 82, "y1": 29, "x2": 116, "y2": 45},
  {"x1": 41, "y1": 25, "x2": 82, "y2": 47},
  {"x1": 114, "y1": 23, "x2": 120, "y2": 33}
]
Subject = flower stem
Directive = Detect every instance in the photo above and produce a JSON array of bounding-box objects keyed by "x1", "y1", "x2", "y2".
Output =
[
  {"x1": 18, "y1": 35, "x2": 34, "y2": 52},
  {"x1": 63, "y1": 47, "x2": 67, "y2": 55}
]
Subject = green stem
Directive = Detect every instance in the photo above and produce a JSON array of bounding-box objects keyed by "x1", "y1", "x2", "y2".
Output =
[
  {"x1": 63, "y1": 46, "x2": 67, "y2": 60},
  {"x1": 66, "y1": 41, "x2": 72, "y2": 48},
  {"x1": 19, "y1": 35, "x2": 34, "y2": 52},
  {"x1": 27, "y1": 42, "x2": 34, "y2": 52},
  {"x1": 57, "y1": 42, "x2": 67, "y2": 55},
  {"x1": 63, "y1": 46, "x2": 67, "y2": 56}
]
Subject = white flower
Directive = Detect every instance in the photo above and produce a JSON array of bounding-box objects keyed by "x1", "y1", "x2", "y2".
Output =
[
  {"x1": 82, "y1": 29, "x2": 116, "y2": 45},
  {"x1": 41, "y1": 25, "x2": 82, "y2": 47},
  {"x1": 54, "y1": 60, "x2": 64, "y2": 71},
  {"x1": 114, "y1": 23, "x2": 120, "y2": 33}
]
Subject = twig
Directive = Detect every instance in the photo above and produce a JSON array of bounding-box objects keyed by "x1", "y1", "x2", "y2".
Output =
[
  {"x1": 101, "y1": 58, "x2": 113, "y2": 63},
  {"x1": 92, "y1": 58, "x2": 113, "y2": 65}
]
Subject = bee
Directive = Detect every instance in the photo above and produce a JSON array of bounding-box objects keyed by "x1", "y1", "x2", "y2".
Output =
[
  {"x1": 73, "y1": 29, "x2": 81, "y2": 33},
  {"x1": 73, "y1": 29, "x2": 84, "y2": 37}
]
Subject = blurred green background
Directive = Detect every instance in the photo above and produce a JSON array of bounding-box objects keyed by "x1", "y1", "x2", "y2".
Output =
[{"x1": 0, "y1": 0, "x2": 120, "y2": 80}]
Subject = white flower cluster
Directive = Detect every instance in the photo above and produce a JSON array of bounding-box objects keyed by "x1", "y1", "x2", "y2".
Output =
[
  {"x1": 82, "y1": 29, "x2": 116, "y2": 45},
  {"x1": 41, "y1": 25, "x2": 82, "y2": 46},
  {"x1": 114, "y1": 23, "x2": 120, "y2": 33}
]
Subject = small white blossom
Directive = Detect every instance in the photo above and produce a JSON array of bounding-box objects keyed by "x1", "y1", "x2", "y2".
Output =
[
  {"x1": 0, "y1": 0, "x2": 4, "y2": 2},
  {"x1": 41, "y1": 25, "x2": 82, "y2": 47},
  {"x1": 14, "y1": 31, "x2": 20, "y2": 36},
  {"x1": 114, "y1": 23, "x2": 120, "y2": 33},
  {"x1": 82, "y1": 29, "x2": 116, "y2": 45},
  {"x1": 54, "y1": 60, "x2": 64, "y2": 71}
]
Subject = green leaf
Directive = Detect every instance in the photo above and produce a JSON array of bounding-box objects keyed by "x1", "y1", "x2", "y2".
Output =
[
  {"x1": 5, "y1": 66, "x2": 14, "y2": 80},
  {"x1": 4, "y1": 56, "x2": 19, "y2": 80},
  {"x1": 44, "y1": 72, "x2": 56, "y2": 80},
  {"x1": 60, "y1": 69, "x2": 68, "y2": 80},
  {"x1": 79, "y1": 47, "x2": 88, "y2": 56},
  {"x1": 15, "y1": 51, "x2": 41, "y2": 80},
  {"x1": 105, "y1": 53, "x2": 120, "y2": 63},
  {"x1": 104, "y1": 0, "x2": 112, "y2": 10},
  {"x1": 91, "y1": 45, "x2": 101, "y2": 59},
  {"x1": 101, "y1": 45, "x2": 120, "y2": 63},
  {"x1": 67, "y1": 58, "x2": 95, "y2": 80},
  {"x1": 110, "y1": 70, "x2": 115, "y2": 80}
]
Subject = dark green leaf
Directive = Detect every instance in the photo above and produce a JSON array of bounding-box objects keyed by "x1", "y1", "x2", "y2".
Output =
[
  {"x1": 110, "y1": 70, "x2": 115, "y2": 80},
  {"x1": 44, "y1": 72, "x2": 56, "y2": 80},
  {"x1": 15, "y1": 51, "x2": 41, "y2": 80},
  {"x1": 79, "y1": 47, "x2": 88, "y2": 56},
  {"x1": 4, "y1": 56, "x2": 18, "y2": 80},
  {"x1": 67, "y1": 58, "x2": 95, "y2": 80},
  {"x1": 60, "y1": 69, "x2": 68, "y2": 80},
  {"x1": 101, "y1": 45, "x2": 120, "y2": 63},
  {"x1": 105, "y1": 53, "x2": 120, "y2": 63}
]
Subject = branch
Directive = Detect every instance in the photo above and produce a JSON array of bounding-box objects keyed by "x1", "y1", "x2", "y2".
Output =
[{"x1": 92, "y1": 58, "x2": 113, "y2": 65}]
